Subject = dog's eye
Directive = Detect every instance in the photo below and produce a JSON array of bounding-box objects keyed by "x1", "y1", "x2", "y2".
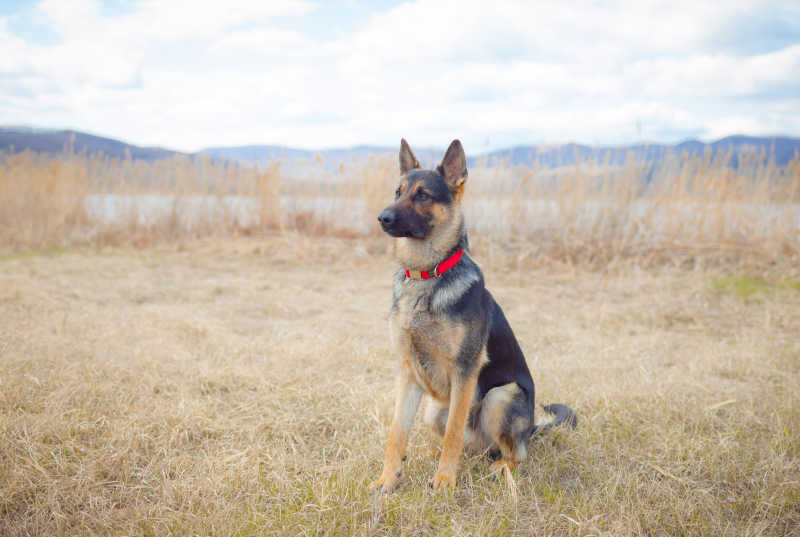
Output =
[
  {"x1": 395, "y1": 187, "x2": 402, "y2": 199},
  {"x1": 414, "y1": 191, "x2": 429, "y2": 202}
]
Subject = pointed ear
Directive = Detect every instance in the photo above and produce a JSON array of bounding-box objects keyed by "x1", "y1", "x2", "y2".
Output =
[
  {"x1": 437, "y1": 139, "x2": 467, "y2": 190},
  {"x1": 399, "y1": 138, "x2": 421, "y2": 175}
]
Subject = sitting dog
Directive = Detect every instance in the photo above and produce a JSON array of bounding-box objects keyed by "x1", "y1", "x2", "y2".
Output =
[{"x1": 371, "y1": 138, "x2": 576, "y2": 492}]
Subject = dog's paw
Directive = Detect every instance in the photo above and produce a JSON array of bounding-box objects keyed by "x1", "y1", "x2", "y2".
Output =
[
  {"x1": 369, "y1": 474, "x2": 397, "y2": 495},
  {"x1": 489, "y1": 458, "x2": 518, "y2": 476},
  {"x1": 369, "y1": 476, "x2": 388, "y2": 492},
  {"x1": 428, "y1": 471, "x2": 456, "y2": 490}
]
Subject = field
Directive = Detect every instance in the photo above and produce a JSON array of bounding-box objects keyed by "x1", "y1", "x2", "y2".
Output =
[
  {"x1": 1, "y1": 149, "x2": 799, "y2": 535},
  {"x1": 1, "y1": 234, "x2": 798, "y2": 536}
]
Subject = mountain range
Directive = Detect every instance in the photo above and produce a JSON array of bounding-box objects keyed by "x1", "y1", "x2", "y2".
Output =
[
  {"x1": 2, "y1": 126, "x2": 798, "y2": 169},
  {"x1": 0, "y1": 126, "x2": 180, "y2": 161}
]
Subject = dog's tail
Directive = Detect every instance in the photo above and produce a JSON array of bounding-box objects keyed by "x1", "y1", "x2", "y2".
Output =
[{"x1": 530, "y1": 403, "x2": 577, "y2": 436}]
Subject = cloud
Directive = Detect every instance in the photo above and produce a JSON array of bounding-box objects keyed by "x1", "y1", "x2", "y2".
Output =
[
  {"x1": 37, "y1": 0, "x2": 314, "y2": 41},
  {"x1": 626, "y1": 45, "x2": 800, "y2": 98},
  {"x1": 0, "y1": 0, "x2": 798, "y2": 151}
]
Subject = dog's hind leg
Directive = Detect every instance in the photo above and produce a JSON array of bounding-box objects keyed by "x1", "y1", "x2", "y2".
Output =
[
  {"x1": 480, "y1": 383, "x2": 532, "y2": 474},
  {"x1": 424, "y1": 394, "x2": 487, "y2": 452}
]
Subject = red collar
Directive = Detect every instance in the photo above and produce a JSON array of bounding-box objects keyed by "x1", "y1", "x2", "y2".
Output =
[{"x1": 404, "y1": 249, "x2": 464, "y2": 280}]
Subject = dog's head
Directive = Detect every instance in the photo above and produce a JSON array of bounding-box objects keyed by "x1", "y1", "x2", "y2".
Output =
[{"x1": 378, "y1": 139, "x2": 467, "y2": 240}]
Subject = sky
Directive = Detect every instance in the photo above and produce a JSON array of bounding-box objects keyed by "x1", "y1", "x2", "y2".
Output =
[{"x1": 1, "y1": 0, "x2": 799, "y2": 152}]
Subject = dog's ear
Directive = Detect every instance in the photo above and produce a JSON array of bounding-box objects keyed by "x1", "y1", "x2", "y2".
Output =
[
  {"x1": 399, "y1": 138, "x2": 421, "y2": 175},
  {"x1": 437, "y1": 139, "x2": 467, "y2": 191}
]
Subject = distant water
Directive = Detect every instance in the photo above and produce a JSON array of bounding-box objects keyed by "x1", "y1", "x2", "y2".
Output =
[
  {"x1": 84, "y1": 194, "x2": 371, "y2": 230},
  {"x1": 84, "y1": 194, "x2": 800, "y2": 235}
]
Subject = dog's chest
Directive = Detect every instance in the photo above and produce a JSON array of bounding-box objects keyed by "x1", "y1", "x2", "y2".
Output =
[{"x1": 390, "y1": 282, "x2": 465, "y2": 402}]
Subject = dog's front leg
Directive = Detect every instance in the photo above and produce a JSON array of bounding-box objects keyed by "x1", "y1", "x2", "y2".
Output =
[
  {"x1": 371, "y1": 371, "x2": 423, "y2": 494},
  {"x1": 431, "y1": 373, "x2": 478, "y2": 489}
]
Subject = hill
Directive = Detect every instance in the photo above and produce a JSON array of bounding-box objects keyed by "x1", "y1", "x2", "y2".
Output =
[
  {"x1": 205, "y1": 136, "x2": 800, "y2": 169},
  {"x1": 482, "y1": 135, "x2": 800, "y2": 168},
  {"x1": 0, "y1": 126, "x2": 185, "y2": 161},
  {"x1": 2, "y1": 126, "x2": 798, "y2": 168}
]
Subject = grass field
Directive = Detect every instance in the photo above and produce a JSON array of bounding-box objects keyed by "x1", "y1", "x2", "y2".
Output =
[{"x1": 1, "y1": 234, "x2": 798, "y2": 536}]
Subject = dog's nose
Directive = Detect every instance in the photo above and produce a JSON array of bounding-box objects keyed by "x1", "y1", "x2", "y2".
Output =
[{"x1": 378, "y1": 209, "x2": 395, "y2": 227}]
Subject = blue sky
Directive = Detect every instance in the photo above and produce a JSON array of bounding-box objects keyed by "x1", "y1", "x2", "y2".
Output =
[{"x1": 1, "y1": 0, "x2": 799, "y2": 152}]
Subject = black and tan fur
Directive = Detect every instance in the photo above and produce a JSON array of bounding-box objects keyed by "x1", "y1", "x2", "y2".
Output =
[{"x1": 371, "y1": 139, "x2": 576, "y2": 492}]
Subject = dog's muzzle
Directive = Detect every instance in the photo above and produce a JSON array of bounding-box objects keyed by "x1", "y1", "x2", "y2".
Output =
[{"x1": 377, "y1": 208, "x2": 396, "y2": 231}]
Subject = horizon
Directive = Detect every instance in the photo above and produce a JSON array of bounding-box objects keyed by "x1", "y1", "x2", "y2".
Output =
[
  {"x1": 2, "y1": 1, "x2": 799, "y2": 152},
  {"x1": 3, "y1": 124, "x2": 799, "y2": 155}
]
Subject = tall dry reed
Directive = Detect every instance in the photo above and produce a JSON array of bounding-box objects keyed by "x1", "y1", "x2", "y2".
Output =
[{"x1": 1, "y1": 145, "x2": 797, "y2": 268}]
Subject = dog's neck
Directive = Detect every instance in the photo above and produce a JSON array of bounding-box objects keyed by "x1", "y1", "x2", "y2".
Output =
[{"x1": 394, "y1": 212, "x2": 468, "y2": 271}]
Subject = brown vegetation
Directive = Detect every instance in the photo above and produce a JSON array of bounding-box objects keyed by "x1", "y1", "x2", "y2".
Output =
[
  {"x1": 1, "y1": 146, "x2": 798, "y2": 268},
  {"x1": 0, "y1": 236, "x2": 798, "y2": 535},
  {"x1": 1, "y1": 147, "x2": 799, "y2": 535}
]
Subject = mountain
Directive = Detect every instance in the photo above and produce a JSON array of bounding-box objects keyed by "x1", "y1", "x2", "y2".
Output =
[
  {"x1": 2, "y1": 126, "x2": 798, "y2": 169},
  {"x1": 206, "y1": 136, "x2": 800, "y2": 169},
  {"x1": 201, "y1": 144, "x2": 444, "y2": 170},
  {"x1": 479, "y1": 136, "x2": 800, "y2": 168},
  {"x1": 0, "y1": 126, "x2": 185, "y2": 160}
]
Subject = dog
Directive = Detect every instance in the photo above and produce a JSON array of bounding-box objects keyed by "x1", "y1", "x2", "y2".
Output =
[{"x1": 371, "y1": 139, "x2": 576, "y2": 492}]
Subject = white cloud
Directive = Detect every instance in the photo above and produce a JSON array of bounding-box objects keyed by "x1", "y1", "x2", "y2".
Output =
[
  {"x1": 37, "y1": 0, "x2": 314, "y2": 41},
  {"x1": 0, "y1": 20, "x2": 34, "y2": 72},
  {"x1": 210, "y1": 28, "x2": 315, "y2": 58},
  {"x1": 0, "y1": 0, "x2": 797, "y2": 151},
  {"x1": 626, "y1": 45, "x2": 800, "y2": 98}
]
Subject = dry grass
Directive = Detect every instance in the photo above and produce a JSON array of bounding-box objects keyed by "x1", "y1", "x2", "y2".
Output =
[
  {"x1": 1, "y1": 145, "x2": 799, "y2": 534},
  {"x1": 1, "y1": 234, "x2": 798, "y2": 536},
  {"x1": 1, "y1": 146, "x2": 798, "y2": 268}
]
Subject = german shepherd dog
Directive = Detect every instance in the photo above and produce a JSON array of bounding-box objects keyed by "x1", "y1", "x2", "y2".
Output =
[{"x1": 371, "y1": 139, "x2": 576, "y2": 492}]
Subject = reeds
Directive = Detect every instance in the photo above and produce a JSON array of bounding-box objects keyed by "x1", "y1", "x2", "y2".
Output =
[{"x1": 1, "y1": 144, "x2": 797, "y2": 268}]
